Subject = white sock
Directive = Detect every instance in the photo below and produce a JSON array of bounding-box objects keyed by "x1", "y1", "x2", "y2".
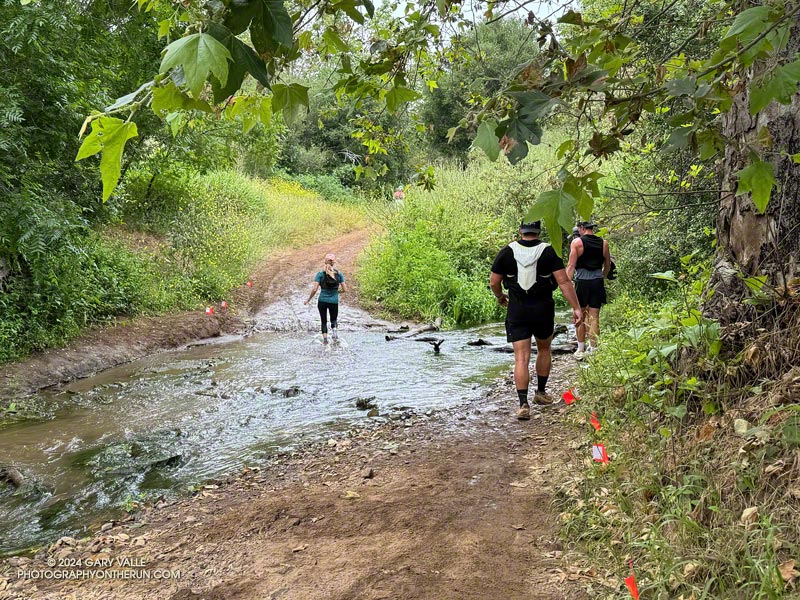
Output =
[{"x1": 577, "y1": 341, "x2": 585, "y2": 352}]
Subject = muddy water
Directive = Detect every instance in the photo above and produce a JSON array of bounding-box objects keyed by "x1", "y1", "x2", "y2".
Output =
[{"x1": 0, "y1": 312, "x2": 573, "y2": 555}]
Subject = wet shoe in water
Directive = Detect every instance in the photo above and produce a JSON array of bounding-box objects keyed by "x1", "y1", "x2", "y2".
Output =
[
  {"x1": 331, "y1": 329, "x2": 339, "y2": 341},
  {"x1": 516, "y1": 404, "x2": 531, "y2": 420},
  {"x1": 533, "y1": 392, "x2": 554, "y2": 405}
]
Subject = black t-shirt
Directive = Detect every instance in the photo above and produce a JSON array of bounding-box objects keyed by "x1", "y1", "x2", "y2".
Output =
[{"x1": 491, "y1": 239, "x2": 565, "y2": 305}]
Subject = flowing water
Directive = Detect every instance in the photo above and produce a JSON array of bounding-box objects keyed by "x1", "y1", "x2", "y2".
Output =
[{"x1": 0, "y1": 301, "x2": 572, "y2": 555}]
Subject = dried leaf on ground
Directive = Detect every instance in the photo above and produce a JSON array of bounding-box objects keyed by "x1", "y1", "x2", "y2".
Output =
[
  {"x1": 779, "y1": 559, "x2": 798, "y2": 583},
  {"x1": 740, "y1": 506, "x2": 759, "y2": 526}
]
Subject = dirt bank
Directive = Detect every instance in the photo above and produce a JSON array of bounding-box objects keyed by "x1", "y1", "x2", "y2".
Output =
[
  {"x1": 0, "y1": 358, "x2": 595, "y2": 600},
  {"x1": 0, "y1": 229, "x2": 373, "y2": 399}
]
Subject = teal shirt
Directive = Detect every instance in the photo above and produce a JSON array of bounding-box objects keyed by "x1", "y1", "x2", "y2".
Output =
[{"x1": 315, "y1": 270, "x2": 344, "y2": 303}]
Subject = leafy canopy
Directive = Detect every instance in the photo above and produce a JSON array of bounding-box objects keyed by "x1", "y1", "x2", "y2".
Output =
[{"x1": 73, "y1": 0, "x2": 800, "y2": 238}]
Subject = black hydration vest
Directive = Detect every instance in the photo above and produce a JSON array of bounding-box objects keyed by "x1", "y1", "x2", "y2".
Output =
[{"x1": 576, "y1": 234, "x2": 604, "y2": 270}]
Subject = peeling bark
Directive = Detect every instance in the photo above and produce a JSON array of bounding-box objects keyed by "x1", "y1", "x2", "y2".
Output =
[{"x1": 707, "y1": 25, "x2": 800, "y2": 323}]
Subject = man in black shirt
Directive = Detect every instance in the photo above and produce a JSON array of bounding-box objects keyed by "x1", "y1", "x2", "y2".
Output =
[
  {"x1": 566, "y1": 221, "x2": 611, "y2": 358},
  {"x1": 490, "y1": 221, "x2": 582, "y2": 420}
]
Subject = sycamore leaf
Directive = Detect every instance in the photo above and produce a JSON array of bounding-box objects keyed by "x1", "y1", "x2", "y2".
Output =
[
  {"x1": 224, "y1": 0, "x2": 262, "y2": 35},
  {"x1": 473, "y1": 120, "x2": 500, "y2": 161},
  {"x1": 271, "y1": 83, "x2": 309, "y2": 126},
  {"x1": 511, "y1": 90, "x2": 557, "y2": 121},
  {"x1": 361, "y1": 0, "x2": 374, "y2": 17},
  {"x1": 207, "y1": 23, "x2": 270, "y2": 102},
  {"x1": 749, "y1": 59, "x2": 800, "y2": 114},
  {"x1": 159, "y1": 33, "x2": 231, "y2": 98},
  {"x1": 723, "y1": 6, "x2": 772, "y2": 43},
  {"x1": 525, "y1": 189, "x2": 577, "y2": 255},
  {"x1": 735, "y1": 159, "x2": 775, "y2": 213},
  {"x1": 151, "y1": 82, "x2": 211, "y2": 117},
  {"x1": 261, "y1": 0, "x2": 293, "y2": 48},
  {"x1": 558, "y1": 9, "x2": 584, "y2": 26},
  {"x1": 228, "y1": 96, "x2": 272, "y2": 133},
  {"x1": 75, "y1": 116, "x2": 138, "y2": 201},
  {"x1": 322, "y1": 28, "x2": 349, "y2": 53},
  {"x1": 385, "y1": 85, "x2": 420, "y2": 113},
  {"x1": 105, "y1": 81, "x2": 153, "y2": 112},
  {"x1": 563, "y1": 176, "x2": 594, "y2": 220}
]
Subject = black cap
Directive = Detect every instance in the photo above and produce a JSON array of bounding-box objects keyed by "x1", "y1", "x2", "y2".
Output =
[
  {"x1": 577, "y1": 221, "x2": 596, "y2": 229},
  {"x1": 520, "y1": 220, "x2": 541, "y2": 234}
]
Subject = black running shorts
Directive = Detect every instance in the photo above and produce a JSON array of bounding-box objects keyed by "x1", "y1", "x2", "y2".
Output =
[
  {"x1": 575, "y1": 278, "x2": 607, "y2": 309},
  {"x1": 505, "y1": 299, "x2": 555, "y2": 343}
]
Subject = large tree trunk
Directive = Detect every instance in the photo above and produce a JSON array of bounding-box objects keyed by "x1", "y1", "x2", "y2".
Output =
[{"x1": 707, "y1": 30, "x2": 800, "y2": 324}]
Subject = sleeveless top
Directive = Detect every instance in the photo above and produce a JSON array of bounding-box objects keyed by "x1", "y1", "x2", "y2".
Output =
[{"x1": 576, "y1": 234, "x2": 604, "y2": 280}]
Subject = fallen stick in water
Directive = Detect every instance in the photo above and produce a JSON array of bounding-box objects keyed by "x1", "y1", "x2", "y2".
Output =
[{"x1": 385, "y1": 317, "x2": 442, "y2": 341}]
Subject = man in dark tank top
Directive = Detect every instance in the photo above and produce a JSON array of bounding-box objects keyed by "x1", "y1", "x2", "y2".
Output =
[{"x1": 566, "y1": 221, "x2": 611, "y2": 359}]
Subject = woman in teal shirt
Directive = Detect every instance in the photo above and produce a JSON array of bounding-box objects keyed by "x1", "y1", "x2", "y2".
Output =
[{"x1": 303, "y1": 253, "x2": 346, "y2": 345}]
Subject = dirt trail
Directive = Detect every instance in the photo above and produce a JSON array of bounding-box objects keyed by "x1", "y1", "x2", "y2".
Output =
[
  {"x1": 0, "y1": 228, "x2": 374, "y2": 399},
  {"x1": 1, "y1": 366, "x2": 589, "y2": 600}
]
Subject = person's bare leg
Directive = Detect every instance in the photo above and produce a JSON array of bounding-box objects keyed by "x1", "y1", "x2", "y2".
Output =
[
  {"x1": 576, "y1": 313, "x2": 587, "y2": 344},
  {"x1": 533, "y1": 336, "x2": 554, "y2": 404},
  {"x1": 512, "y1": 339, "x2": 533, "y2": 419},
  {"x1": 512, "y1": 339, "x2": 532, "y2": 392},
  {"x1": 587, "y1": 307, "x2": 601, "y2": 348}
]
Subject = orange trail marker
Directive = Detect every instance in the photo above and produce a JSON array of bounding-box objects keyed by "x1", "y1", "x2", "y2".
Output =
[
  {"x1": 592, "y1": 443, "x2": 609, "y2": 463},
  {"x1": 205, "y1": 306, "x2": 214, "y2": 315},
  {"x1": 562, "y1": 389, "x2": 578, "y2": 405},
  {"x1": 590, "y1": 411, "x2": 601, "y2": 431},
  {"x1": 624, "y1": 561, "x2": 640, "y2": 599}
]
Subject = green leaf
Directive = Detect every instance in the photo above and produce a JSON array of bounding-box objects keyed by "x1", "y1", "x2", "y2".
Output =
[
  {"x1": 663, "y1": 126, "x2": 693, "y2": 153},
  {"x1": 271, "y1": 83, "x2": 309, "y2": 125},
  {"x1": 563, "y1": 176, "x2": 594, "y2": 220},
  {"x1": 723, "y1": 6, "x2": 772, "y2": 43},
  {"x1": 665, "y1": 77, "x2": 696, "y2": 98},
  {"x1": 510, "y1": 90, "x2": 557, "y2": 121},
  {"x1": 361, "y1": 0, "x2": 374, "y2": 18},
  {"x1": 158, "y1": 19, "x2": 171, "y2": 39},
  {"x1": 165, "y1": 112, "x2": 184, "y2": 137},
  {"x1": 473, "y1": 120, "x2": 500, "y2": 161},
  {"x1": 151, "y1": 82, "x2": 211, "y2": 117},
  {"x1": 228, "y1": 96, "x2": 272, "y2": 132},
  {"x1": 525, "y1": 189, "x2": 577, "y2": 255},
  {"x1": 207, "y1": 23, "x2": 270, "y2": 101},
  {"x1": 556, "y1": 139, "x2": 575, "y2": 159},
  {"x1": 322, "y1": 28, "x2": 349, "y2": 53},
  {"x1": 224, "y1": 0, "x2": 262, "y2": 35},
  {"x1": 557, "y1": 10, "x2": 584, "y2": 26},
  {"x1": 735, "y1": 159, "x2": 775, "y2": 213},
  {"x1": 75, "y1": 117, "x2": 139, "y2": 201},
  {"x1": 261, "y1": 0, "x2": 293, "y2": 48},
  {"x1": 749, "y1": 59, "x2": 800, "y2": 115},
  {"x1": 104, "y1": 81, "x2": 153, "y2": 111},
  {"x1": 160, "y1": 33, "x2": 231, "y2": 98},
  {"x1": 385, "y1": 85, "x2": 420, "y2": 113},
  {"x1": 667, "y1": 404, "x2": 687, "y2": 419},
  {"x1": 650, "y1": 270, "x2": 678, "y2": 282}
]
